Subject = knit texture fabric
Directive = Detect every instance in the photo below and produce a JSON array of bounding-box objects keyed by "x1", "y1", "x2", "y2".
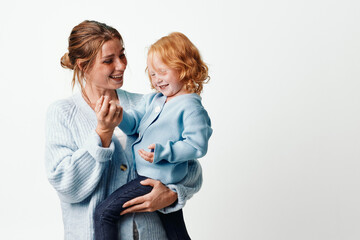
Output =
[
  {"x1": 120, "y1": 92, "x2": 212, "y2": 184},
  {"x1": 45, "y1": 89, "x2": 203, "y2": 240}
]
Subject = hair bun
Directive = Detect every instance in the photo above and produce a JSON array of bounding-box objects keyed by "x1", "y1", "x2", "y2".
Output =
[{"x1": 60, "y1": 52, "x2": 74, "y2": 69}]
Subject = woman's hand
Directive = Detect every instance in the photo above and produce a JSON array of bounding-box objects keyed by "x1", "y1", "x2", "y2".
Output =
[
  {"x1": 95, "y1": 95, "x2": 123, "y2": 147},
  {"x1": 120, "y1": 178, "x2": 178, "y2": 215}
]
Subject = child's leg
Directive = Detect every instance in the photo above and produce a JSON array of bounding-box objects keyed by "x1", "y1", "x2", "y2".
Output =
[
  {"x1": 157, "y1": 209, "x2": 191, "y2": 240},
  {"x1": 93, "y1": 176, "x2": 152, "y2": 240}
]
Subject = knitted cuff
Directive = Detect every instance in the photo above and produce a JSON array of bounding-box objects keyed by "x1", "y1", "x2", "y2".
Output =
[
  {"x1": 83, "y1": 130, "x2": 114, "y2": 163},
  {"x1": 158, "y1": 184, "x2": 187, "y2": 214}
]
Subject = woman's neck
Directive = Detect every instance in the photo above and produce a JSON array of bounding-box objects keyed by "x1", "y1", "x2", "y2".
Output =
[{"x1": 83, "y1": 85, "x2": 118, "y2": 110}]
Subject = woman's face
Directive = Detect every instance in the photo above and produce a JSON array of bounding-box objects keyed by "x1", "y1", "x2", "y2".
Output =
[{"x1": 85, "y1": 38, "x2": 127, "y2": 91}]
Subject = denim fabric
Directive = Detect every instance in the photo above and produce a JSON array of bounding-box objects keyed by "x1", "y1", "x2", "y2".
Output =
[
  {"x1": 158, "y1": 209, "x2": 191, "y2": 240},
  {"x1": 94, "y1": 176, "x2": 191, "y2": 240},
  {"x1": 94, "y1": 176, "x2": 151, "y2": 239}
]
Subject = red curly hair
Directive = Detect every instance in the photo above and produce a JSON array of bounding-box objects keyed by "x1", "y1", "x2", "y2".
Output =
[{"x1": 147, "y1": 32, "x2": 209, "y2": 95}]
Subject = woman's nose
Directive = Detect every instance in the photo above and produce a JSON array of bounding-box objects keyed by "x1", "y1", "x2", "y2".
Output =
[{"x1": 115, "y1": 58, "x2": 127, "y2": 70}]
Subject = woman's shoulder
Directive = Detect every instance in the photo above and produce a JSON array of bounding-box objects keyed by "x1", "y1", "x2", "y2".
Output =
[
  {"x1": 46, "y1": 95, "x2": 78, "y2": 124},
  {"x1": 47, "y1": 95, "x2": 76, "y2": 112}
]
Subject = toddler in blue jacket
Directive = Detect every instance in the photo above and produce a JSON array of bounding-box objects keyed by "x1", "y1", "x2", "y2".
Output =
[{"x1": 94, "y1": 32, "x2": 212, "y2": 240}]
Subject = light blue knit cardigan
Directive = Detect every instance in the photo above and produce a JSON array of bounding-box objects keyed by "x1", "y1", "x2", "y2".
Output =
[
  {"x1": 45, "y1": 89, "x2": 203, "y2": 240},
  {"x1": 120, "y1": 92, "x2": 212, "y2": 184}
]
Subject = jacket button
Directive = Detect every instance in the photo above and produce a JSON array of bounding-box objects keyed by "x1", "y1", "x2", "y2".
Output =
[
  {"x1": 155, "y1": 106, "x2": 161, "y2": 113},
  {"x1": 120, "y1": 164, "x2": 127, "y2": 171}
]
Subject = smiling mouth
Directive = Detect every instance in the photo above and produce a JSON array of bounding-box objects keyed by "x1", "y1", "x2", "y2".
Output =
[
  {"x1": 110, "y1": 74, "x2": 123, "y2": 79},
  {"x1": 158, "y1": 84, "x2": 168, "y2": 89}
]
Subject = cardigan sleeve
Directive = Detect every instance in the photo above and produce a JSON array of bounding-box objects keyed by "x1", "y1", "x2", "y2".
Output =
[
  {"x1": 118, "y1": 90, "x2": 156, "y2": 135},
  {"x1": 45, "y1": 101, "x2": 113, "y2": 203},
  {"x1": 118, "y1": 97, "x2": 147, "y2": 135},
  {"x1": 155, "y1": 108, "x2": 210, "y2": 213},
  {"x1": 153, "y1": 107, "x2": 213, "y2": 164},
  {"x1": 122, "y1": 91, "x2": 206, "y2": 213},
  {"x1": 159, "y1": 159, "x2": 203, "y2": 213}
]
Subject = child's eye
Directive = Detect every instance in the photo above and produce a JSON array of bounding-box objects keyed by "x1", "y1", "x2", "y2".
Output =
[
  {"x1": 120, "y1": 54, "x2": 126, "y2": 59},
  {"x1": 103, "y1": 59, "x2": 113, "y2": 64}
]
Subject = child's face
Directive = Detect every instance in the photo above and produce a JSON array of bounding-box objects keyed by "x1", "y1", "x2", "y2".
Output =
[{"x1": 147, "y1": 54, "x2": 188, "y2": 101}]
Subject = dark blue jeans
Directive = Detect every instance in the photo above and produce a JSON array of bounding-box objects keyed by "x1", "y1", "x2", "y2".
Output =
[{"x1": 94, "y1": 175, "x2": 191, "y2": 240}]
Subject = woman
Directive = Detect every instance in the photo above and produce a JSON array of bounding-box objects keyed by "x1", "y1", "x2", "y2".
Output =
[{"x1": 45, "y1": 20, "x2": 203, "y2": 240}]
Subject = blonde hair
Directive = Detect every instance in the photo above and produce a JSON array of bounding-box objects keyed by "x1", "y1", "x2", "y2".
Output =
[
  {"x1": 60, "y1": 20, "x2": 123, "y2": 97},
  {"x1": 147, "y1": 32, "x2": 209, "y2": 95}
]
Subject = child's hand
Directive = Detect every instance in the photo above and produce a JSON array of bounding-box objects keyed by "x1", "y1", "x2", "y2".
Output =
[
  {"x1": 138, "y1": 144, "x2": 155, "y2": 163},
  {"x1": 95, "y1": 96, "x2": 123, "y2": 130},
  {"x1": 94, "y1": 95, "x2": 123, "y2": 147}
]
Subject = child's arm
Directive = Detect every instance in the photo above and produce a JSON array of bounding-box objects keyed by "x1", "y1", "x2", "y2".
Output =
[
  {"x1": 139, "y1": 108, "x2": 212, "y2": 163},
  {"x1": 118, "y1": 96, "x2": 148, "y2": 135},
  {"x1": 162, "y1": 158, "x2": 203, "y2": 213}
]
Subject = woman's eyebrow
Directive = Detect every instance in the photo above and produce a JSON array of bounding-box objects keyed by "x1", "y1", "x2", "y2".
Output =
[
  {"x1": 102, "y1": 48, "x2": 125, "y2": 59},
  {"x1": 102, "y1": 54, "x2": 114, "y2": 59}
]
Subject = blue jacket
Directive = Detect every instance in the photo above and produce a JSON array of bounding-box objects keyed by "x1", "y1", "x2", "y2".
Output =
[
  {"x1": 119, "y1": 93, "x2": 212, "y2": 184},
  {"x1": 45, "y1": 89, "x2": 203, "y2": 240}
]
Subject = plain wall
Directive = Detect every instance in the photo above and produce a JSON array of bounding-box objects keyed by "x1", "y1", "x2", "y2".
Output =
[{"x1": 1, "y1": 0, "x2": 360, "y2": 239}]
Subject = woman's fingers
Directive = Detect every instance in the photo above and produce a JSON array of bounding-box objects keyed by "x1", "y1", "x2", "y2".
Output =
[
  {"x1": 94, "y1": 96, "x2": 123, "y2": 147},
  {"x1": 120, "y1": 196, "x2": 149, "y2": 215},
  {"x1": 120, "y1": 203, "x2": 148, "y2": 215},
  {"x1": 98, "y1": 96, "x2": 110, "y2": 119},
  {"x1": 108, "y1": 100, "x2": 117, "y2": 116},
  {"x1": 122, "y1": 195, "x2": 146, "y2": 208},
  {"x1": 120, "y1": 180, "x2": 158, "y2": 215},
  {"x1": 140, "y1": 178, "x2": 157, "y2": 187},
  {"x1": 120, "y1": 178, "x2": 177, "y2": 215},
  {"x1": 108, "y1": 100, "x2": 123, "y2": 121},
  {"x1": 97, "y1": 98, "x2": 123, "y2": 124},
  {"x1": 95, "y1": 95, "x2": 104, "y2": 112}
]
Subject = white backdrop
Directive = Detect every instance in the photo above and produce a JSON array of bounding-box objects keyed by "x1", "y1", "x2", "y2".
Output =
[{"x1": 1, "y1": 0, "x2": 360, "y2": 239}]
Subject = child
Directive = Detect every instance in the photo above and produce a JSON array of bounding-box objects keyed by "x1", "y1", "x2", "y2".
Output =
[{"x1": 94, "y1": 32, "x2": 212, "y2": 240}]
